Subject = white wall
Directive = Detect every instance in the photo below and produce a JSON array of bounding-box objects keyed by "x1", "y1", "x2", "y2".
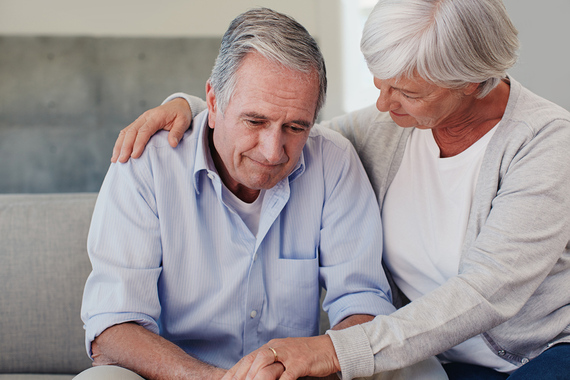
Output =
[
  {"x1": 1, "y1": 0, "x2": 568, "y2": 116},
  {"x1": 0, "y1": 0, "x2": 320, "y2": 37}
]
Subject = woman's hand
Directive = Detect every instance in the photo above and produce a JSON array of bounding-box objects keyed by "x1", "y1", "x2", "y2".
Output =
[
  {"x1": 222, "y1": 335, "x2": 340, "y2": 380},
  {"x1": 111, "y1": 98, "x2": 192, "y2": 163}
]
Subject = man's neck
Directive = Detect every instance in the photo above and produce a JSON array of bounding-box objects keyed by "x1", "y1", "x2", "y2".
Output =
[{"x1": 207, "y1": 127, "x2": 260, "y2": 203}]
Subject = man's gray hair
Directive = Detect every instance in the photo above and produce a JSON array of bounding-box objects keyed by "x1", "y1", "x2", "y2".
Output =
[
  {"x1": 361, "y1": 0, "x2": 519, "y2": 98},
  {"x1": 209, "y1": 8, "x2": 327, "y2": 120}
]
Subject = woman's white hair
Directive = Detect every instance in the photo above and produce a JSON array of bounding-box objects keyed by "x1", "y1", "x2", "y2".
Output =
[{"x1": 361, "y1": 0, "x2": 519, "y2": 98}]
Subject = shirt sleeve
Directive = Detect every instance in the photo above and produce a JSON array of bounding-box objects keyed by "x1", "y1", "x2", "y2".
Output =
[
  {"x1": 81, "y1": 153, "x2": 163, "y2": 357},
  {"x1": 162, "y1": 92, "x2": 207, "y2": 121},
  {"x1": 317, "y1": 131, "x2": 396, "y2": 327}
]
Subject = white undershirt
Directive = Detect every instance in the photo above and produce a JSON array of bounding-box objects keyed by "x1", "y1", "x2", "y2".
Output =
[
  {"x1": 205, "y1": 140, "x2": 264, "y2": 237},
  {"x1": 222, "y1": 184, "x2": 265, "y2": 236},
  {"x1": 382, "y1": 125, "x2": 517, "y2": 373}
]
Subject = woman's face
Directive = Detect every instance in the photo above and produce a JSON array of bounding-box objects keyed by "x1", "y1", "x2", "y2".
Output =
[{"x1": 374, "y1": 74, "x2": 472, "y2": 130}]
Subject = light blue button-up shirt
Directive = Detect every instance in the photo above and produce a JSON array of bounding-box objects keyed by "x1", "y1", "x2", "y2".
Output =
[{"x1": 81, "y1": 110, "x2": 395, "y2": 369}]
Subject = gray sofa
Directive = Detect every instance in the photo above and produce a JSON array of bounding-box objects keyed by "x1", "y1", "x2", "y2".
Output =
[{"x1": 0, "y1": 193, "x2": 96, "y2": 379}]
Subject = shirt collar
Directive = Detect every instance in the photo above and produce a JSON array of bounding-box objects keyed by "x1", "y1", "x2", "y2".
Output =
[
  {"x1": 193, "y1": 110, "x2": 216, "y2": 194},
  {"x1": 192, "y1": 110, "x2": 307, "y2": 193}
]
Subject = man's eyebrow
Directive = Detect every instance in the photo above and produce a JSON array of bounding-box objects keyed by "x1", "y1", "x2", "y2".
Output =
[
  {"x1": 242, "y1": 112, "x2": 268, "y2": 120},
  {"x1": 242, "y1": 112, "x2": 312, "y2": 128}
]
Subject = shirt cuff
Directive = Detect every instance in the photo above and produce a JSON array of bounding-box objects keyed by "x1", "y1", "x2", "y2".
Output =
[
  {"x1": 327, "y1": 293, "x2": 396, "y2": 328},
  {"x1": 84, "y1": 313, "x2": 159, "y2": 359},
  {"x1": 326, "y1": 324, "x2": 375, "y2": 380}
]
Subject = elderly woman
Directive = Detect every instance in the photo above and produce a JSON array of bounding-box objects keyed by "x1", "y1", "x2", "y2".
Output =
[{"x1": 112, "y1": 0, "x2": 570, "y2": 379}]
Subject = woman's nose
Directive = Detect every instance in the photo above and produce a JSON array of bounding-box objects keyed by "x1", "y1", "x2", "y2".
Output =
[
  {"x1": 376, "y1": 86, "x2": 402, "y2": 113},
  {"x1": 376, "y1": 90, "x2": 391, "y2": 112}
]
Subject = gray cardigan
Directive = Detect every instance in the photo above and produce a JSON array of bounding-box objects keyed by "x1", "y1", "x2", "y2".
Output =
[
  {"x1": 324, "y1": 77, "x2": 570, "y2": 379},
  {"x1": 182, "y1": 76, "x2": 570, "y2": 379}
]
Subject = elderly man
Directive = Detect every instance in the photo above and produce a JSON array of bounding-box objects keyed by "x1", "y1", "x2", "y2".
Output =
[{"x1": 79, "y1": 8, "x2": 395, "y2": 380}]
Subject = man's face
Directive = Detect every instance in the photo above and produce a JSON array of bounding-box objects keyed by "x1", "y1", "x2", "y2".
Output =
[{"x1": 206, "y1": 52, "x2": 319, "y2": 201}]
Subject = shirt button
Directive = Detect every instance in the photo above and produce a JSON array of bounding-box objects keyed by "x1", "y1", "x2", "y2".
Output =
[
  {"x1": 253, "y1": 253, "x2": 258, "y2": 261},
  {"x1": 207, "y1": 172, "x2": 215, "y2": 180},
  {"x1": 498, "y1": 350, "x2": 506, "y2": 356},
  {"x1": 250, "y1": 310, "x2": 257, "y2": 318},
  {"x1": 521, "y1": 358, "x2": 529, "y2": 365}
]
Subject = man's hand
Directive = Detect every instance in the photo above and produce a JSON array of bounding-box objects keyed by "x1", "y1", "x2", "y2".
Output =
[
  {"x1": 111, "y1": 98, "x2": 193, "y2": 163},
  {"x1": 221, "y1": 335, "x2": 340, "y2": 380}
]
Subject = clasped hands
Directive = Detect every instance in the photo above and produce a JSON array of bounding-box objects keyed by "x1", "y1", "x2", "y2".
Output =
[{"x1": 221, "y1": 335, "x2": 340, "y2": 380}]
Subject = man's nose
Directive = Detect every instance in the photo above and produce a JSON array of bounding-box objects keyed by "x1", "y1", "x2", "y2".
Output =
[{"x1": 259, "y1": 128, "x2": 285, "y2": 164}]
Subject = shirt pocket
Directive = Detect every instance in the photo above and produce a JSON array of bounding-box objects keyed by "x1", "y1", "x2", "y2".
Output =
[{"x1": 274, "y1": 254, "x2": 320, "y2": 335}]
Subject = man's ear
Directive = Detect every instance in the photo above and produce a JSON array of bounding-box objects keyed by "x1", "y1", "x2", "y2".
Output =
[{"x1": 206, "y1": 80, "x2": 217, "y2": 129}]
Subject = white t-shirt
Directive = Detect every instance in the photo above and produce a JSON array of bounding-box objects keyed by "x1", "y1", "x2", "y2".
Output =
[
  {"x1": 206, "y1": 142, "x2": 265, "y2": 237},
  {"x1": 222, "y1": 184, "x2": 265, "y2": 236},
  {"x1": 382, "y1": 125, "x2": 517, "y2": 373}
]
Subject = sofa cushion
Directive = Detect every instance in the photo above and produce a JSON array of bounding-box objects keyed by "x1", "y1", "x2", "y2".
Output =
[{"x1": 0, "y1": 193, "x2": 96, "y2": 375}]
